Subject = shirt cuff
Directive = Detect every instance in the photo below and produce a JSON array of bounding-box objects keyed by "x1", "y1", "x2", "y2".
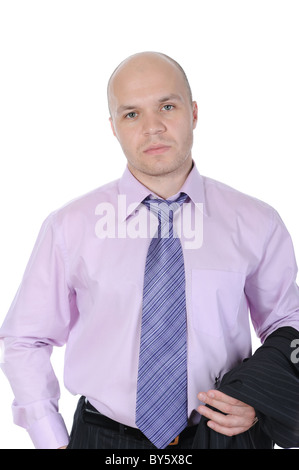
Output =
[{"x1": 27, "y1": 412, "x2": 69, "y2": 449}]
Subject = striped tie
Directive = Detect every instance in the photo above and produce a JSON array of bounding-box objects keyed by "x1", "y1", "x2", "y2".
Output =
[{"x1": 136, "y1": 192, "x2": 188, "y2": 449}]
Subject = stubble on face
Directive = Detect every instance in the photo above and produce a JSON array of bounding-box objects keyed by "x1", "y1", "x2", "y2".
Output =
[{"x1": 107, "y1": 52, "x2": 197, "y2": 191}]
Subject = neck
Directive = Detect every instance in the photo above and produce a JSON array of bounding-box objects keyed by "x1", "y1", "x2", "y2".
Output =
[{"x1": 128, "y1": 158, "x2": 193, "y2": 200}]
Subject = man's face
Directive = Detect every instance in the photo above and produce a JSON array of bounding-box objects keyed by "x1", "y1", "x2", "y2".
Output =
[{"x1": 108, "y1": 55, "x2": 198, "y2": 181}]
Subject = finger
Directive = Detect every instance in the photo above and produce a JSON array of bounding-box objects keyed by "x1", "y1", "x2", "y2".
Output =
[
  {"x1": 205, "y1": 413, "x2": 259, "y2": 436},
  {"x1": 198, "y1": 403, "x2": 242, "y2": 427},
  {"x1": 198, "y1": 391, "x2": 254, "y2": 418},
  {"x1": 206, "y1": 389, "x2": 242, "y2": 404},
  {"x1": 198, "y1": 404, "x2": 257, "y2": 437},
  {"x1": 199, "y1": 389, "x2": 245, "y2": 406},
  {"x1": 206, "y1": 419, "x2": 250, "y2": 437}
]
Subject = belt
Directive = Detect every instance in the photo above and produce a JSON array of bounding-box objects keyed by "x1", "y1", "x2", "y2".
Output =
[{"x1": 83, "y1": 399, "x2": 197, "y2": 447}]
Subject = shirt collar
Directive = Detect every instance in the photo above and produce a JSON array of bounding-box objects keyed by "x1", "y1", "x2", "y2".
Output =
[
  {"x1": 118, "y1": 161, "x2": 206, "y2": 221},
  {"x1": 180, "y1": 161, "x2": 206, "y2": 210}
]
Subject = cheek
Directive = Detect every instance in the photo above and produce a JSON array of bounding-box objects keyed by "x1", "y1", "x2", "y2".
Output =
[
  {"x1": 116, "y1": 127, "x2": 134, "y2": 146},
  {"x1": 116, "y1": 128, "x2": 141, "y2": 157},
  {"x1": 171, "y1": 120, "x2": 193, "y2": 145}
]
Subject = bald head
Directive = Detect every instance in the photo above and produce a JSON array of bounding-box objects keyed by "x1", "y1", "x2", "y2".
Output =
[
  {"x1": 106, "y1": 51, "x2": 198, "y2": 195},
  {"x1": 107, "y1": 51, "x2": 193, "y2": 115}
]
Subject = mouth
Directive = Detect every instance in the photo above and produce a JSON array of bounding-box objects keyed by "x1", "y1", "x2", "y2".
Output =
[{"x1": 143, "y1": 145, "x2": 171, "y2": 155}]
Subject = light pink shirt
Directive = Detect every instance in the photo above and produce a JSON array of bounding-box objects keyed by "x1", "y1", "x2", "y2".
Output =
[{"x1": 1, "y1": 163, "x2": 299, "y2": 448}]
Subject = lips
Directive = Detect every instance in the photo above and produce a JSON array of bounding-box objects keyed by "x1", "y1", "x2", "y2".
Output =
[{"x1": 143, "y1": 144, "x2": 171, "y2": 155}]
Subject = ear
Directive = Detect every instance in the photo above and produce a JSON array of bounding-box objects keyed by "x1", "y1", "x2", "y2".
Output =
[
  {"x1": 192, "y1": 101, "x2": 198, "y2": 129},
  {"x1": 109, "y1": 117, "x2": 117, "y2": 137}
]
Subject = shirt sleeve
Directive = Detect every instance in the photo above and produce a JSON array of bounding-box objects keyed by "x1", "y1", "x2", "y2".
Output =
[
  {"x1": 0, "y1": 213, "x2": 73, "y2": 448},
  {"x1": 245, "y1": 208, "x2": 299, "y2": 342}
]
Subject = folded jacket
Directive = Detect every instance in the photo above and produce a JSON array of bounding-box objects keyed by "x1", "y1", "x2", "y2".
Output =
[{"x1": 192, "y1": 327, "x2": 299, "y2": 449}]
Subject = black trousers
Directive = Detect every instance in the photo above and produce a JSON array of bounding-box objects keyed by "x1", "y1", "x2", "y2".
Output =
[{"x1": 67, "y1": 396, "x2": 196, "y2": 449}]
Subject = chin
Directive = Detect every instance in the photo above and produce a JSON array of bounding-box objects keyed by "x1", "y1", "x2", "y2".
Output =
[
  {"x1": 146, "y1": 164, "x2": 183, "y2": 178},
  {"x1": 128, "y1": 152, "x2": 191, "y2": 178}
]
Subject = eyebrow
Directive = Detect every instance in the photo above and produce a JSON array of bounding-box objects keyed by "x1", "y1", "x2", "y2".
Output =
[
  {"x1": 117, "y1": 104, "x2": 138, "y2": 115},
  {"x1": 158, "y1": 93, "x2": 183, "y2": 103},
  {"x1": 116, "y1": 93, "x2": 183, "y2": 115}
]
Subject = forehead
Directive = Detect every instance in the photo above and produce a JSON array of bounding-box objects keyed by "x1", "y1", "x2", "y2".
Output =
[{"x1": 109, "y1": 57, "x2": 188, "y2": 111}]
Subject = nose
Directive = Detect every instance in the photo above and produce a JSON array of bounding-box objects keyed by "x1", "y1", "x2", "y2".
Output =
[{"x1": 142, "y1": 113, "x2": 167, "y2": 136}]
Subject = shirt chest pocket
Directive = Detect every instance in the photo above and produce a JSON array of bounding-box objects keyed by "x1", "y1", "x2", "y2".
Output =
[{"x1": 191, "y1": 269, "x2": 246, "y2": 338}]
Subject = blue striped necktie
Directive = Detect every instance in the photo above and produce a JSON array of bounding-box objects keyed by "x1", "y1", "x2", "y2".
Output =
[{"x1": 136, "y1": 192, "x2": 188, "y2": 449}]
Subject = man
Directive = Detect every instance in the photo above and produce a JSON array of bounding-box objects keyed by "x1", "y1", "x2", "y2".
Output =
[{"x1": 0, "y1": 51, "x2": 298, "y2": 449}]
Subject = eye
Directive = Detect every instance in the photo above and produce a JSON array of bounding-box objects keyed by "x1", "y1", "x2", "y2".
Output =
[
  {"x1": 162, "y1": 104, "x2": 174, "y2": 111},
  {"x1": 125, "y1": 112, "x2": 138, "y2": 119}
]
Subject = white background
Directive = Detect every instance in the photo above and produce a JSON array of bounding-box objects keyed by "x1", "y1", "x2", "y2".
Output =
[{"x1": 0, "y1": 0, "x2": 298, "y2": 449}]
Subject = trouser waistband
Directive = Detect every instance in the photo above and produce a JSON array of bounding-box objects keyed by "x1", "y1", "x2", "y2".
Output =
[{"x1": 83, "y1": 398, "x2": 197, "y2": 447}]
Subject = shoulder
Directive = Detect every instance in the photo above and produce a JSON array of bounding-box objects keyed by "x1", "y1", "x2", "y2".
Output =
[
  {"x1": 52, "y1": 178, "x2": 120, "y2": 222},
  {"x1": 202, "y1": 175, "x2": 275, "y2": 218},
  {"x1": 200, "y1": 175, "x2": 282, "y2": 245}
]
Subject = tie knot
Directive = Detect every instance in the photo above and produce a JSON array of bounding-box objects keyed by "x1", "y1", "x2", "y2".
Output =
[
  {"x1": 143, "y1": 192, "x2": 188, "y2": 219},
  {"x1": 142, "y1": 193, "x2": 189, "y2": 235}
]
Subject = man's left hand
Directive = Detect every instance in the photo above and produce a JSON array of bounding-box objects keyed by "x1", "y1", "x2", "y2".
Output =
[{"x1": 197, "y1": 390, "x2": 257, "y2": 436}]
